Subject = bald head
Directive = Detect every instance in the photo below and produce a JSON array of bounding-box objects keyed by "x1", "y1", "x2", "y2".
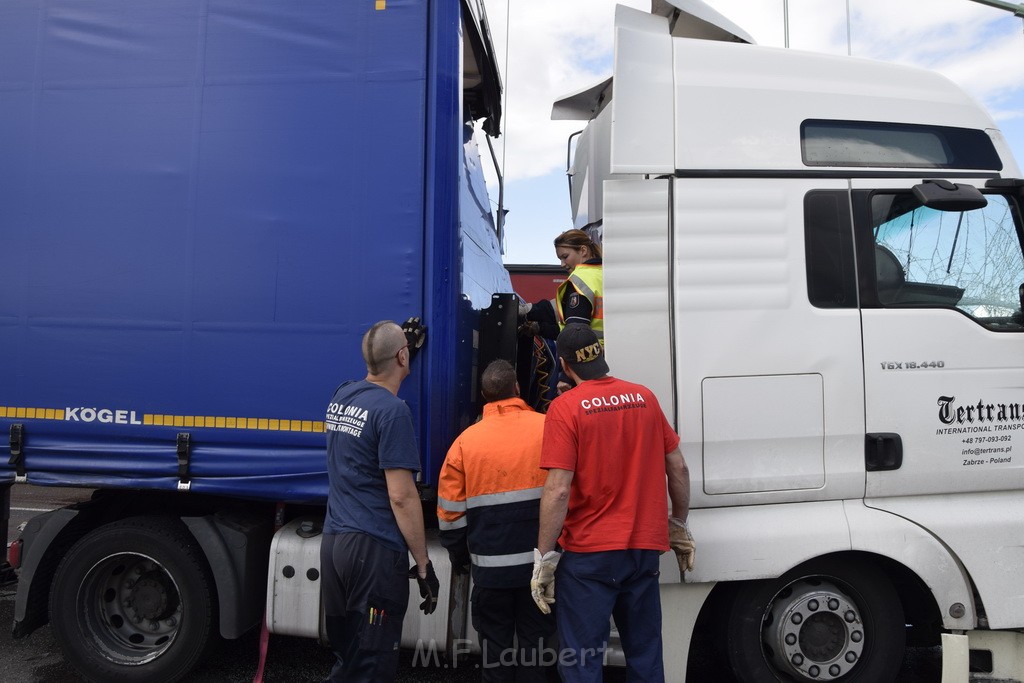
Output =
[{"x1": 362, "y1": 321, "x2": 407, "y2": 375}]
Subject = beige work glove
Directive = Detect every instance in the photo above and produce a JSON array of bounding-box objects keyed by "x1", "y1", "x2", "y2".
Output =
[
  {"x1": 530, "y1": 549, "x2": 561, "y2": 614},
  {"x1": 669, "y1": 517, "x2": 696, "y2": 575}
]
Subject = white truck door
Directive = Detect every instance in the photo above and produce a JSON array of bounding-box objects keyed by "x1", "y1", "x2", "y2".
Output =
[
  {"x1": 607, "y1": 177, "x2": 868, "y2": 511},
  {"x1": 857, "y1": 178, "x2": 1024, "y2": 629}
]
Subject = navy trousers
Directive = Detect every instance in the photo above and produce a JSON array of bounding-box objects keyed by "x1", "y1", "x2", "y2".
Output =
[
  {"x1": 320, "y1": 532, "x2": 410, "y2": 683},
  {"x1": 555, "y1": 549, "x2": 664, "y2": 683},
  {"x1": 471, "y1": 584, "x2": 557, "y2": 682}
]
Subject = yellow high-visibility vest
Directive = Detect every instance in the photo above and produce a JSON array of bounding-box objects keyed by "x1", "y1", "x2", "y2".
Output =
[{"x1": 554, "y1": 263, "x2": 603, "y2": 341}]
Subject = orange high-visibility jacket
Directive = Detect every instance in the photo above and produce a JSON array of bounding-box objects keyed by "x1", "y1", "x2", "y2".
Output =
[{"x1": 436, "y1": 397, "x2": 547, "y2": 588}]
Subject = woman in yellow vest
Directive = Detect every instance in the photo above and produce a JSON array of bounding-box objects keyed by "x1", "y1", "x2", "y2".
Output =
[
  {"x1": 516, "y1": 229, "x2": 603, "y2": 400},
  {"x1": 518, "y1": 229, "x2": 604, "y2": 342}
]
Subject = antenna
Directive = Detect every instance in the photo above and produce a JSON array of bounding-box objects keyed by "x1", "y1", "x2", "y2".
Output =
[
  {"x1": 846, "y1": 0, "x2": 853, "y2": 55},
  {"x1": 783, "y1": 0, "x2": 789, "y2": 47},
  {"x1": 500, "y1": 0, "x2": 510, "y2": 246}
]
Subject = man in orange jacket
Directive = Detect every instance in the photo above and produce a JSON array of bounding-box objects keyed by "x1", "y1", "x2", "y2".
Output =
[{"x1": 437, "y1": 359, "x2": 556, "y2": 682}]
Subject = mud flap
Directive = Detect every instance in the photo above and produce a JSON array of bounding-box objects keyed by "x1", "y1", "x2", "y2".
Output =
[{"x1": 940, "y1": 633, "x2": 968, "y2": 683}]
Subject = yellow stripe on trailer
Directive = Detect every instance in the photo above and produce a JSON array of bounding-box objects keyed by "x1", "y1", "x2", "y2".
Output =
[{"x1": 1, "y1": 405, "x2": 323, "y2": 432}]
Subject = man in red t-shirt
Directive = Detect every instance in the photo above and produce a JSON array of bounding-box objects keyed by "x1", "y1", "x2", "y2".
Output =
[{"x1": 533, "y1": 324, "x2": 694, "y2": 683}]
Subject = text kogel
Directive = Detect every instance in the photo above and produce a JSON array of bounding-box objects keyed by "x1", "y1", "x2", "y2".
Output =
[{"x1": 65, "y1": 407, "x2": 143, "y2": 425}]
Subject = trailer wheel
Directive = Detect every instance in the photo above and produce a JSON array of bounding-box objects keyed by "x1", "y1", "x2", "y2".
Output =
[
  {"x1": 725, "y1": 557, "x2": 904, "y2": 682},
  {"x1": 49, "y1": 517, "x2": 217, "y2": 683}
]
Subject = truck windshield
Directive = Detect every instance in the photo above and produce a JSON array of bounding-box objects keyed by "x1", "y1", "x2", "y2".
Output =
[{"x1": 872, "y1": 193, "x2": 1024, "y2": 330}]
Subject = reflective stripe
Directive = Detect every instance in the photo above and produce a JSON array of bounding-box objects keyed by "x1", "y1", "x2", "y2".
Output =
[
  {"x1": 438, "y1": 496, "x2": 467, "y2": 512},
  {"x1": 569, "y1": 273, "x2": 596, "y2": 302},
  {"x1": 466, "y1": 486, "x2": 543, "y2": 509},
  {"x1": 555, "y1": 264, "x2": 604, "y2": 334},
  {"x1": 439, "y1": 516, "x2": 467, "y2": 531},
  {"x1": 471, "y1": 550, "x2": 535, "y2": 568}
]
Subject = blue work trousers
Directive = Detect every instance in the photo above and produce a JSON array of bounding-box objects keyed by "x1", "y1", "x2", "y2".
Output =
[
  {"x1": 320, "y1": 532, "x2": 409, "y2": 683},
  {"x1": 555, "y1": 549, "x2": 664, "y2": 683}
]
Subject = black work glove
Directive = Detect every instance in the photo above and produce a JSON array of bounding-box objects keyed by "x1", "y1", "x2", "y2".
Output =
[
  {"x1": 518, "y1": 320, "x2": 540, "y2": 338},
  {"x1": 445, "y1": 546, "x2": 471, "y2": 576},
  {"x1": 401, "y1": 317, "x2": 427, "y2": 360},
  {"x1": 408, "y1": 561, "x2": 440, "y2": 615}
]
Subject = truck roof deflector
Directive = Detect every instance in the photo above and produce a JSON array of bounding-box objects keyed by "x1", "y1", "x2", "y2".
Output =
[
  {"x1": 551, "y1": 0, "x2": 752, "y2": 122},
  {"x1": 551, "y1": 77, "x2": 613, "y2": 121},
  {"x1": 651, "y1": 0, "x2": 755, "y2": 44}
]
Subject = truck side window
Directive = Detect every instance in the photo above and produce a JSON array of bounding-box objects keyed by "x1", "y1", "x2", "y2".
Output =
[
  {"x1": 870, "y1": 193, "x2": 1024, "y2": 330},
  {"x1": 805, "y1": 191, "x2": 857, "y2": 308}
]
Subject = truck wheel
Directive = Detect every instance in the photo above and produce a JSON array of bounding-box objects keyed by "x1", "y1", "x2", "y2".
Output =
[
  {"x1": 49, "y1": 517, "x2": 217, "y2": 683},
  {"x1": 725, "y1": 557, "x2": 904, "y2": 682}
]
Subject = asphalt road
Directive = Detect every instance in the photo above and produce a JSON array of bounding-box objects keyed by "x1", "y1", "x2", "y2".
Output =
[
  {"x1": 0, "y1": 582, "x2": 517, "y2": 683},
  {"x1": 3, "y1": 484, "x2": 941, "y2": 682},
  {"x1": 5, "y1": 484, "x2": 94, "y2": 551},
  {"x1": 0, "y1": 485, "x2": 597, "y2": 682}
]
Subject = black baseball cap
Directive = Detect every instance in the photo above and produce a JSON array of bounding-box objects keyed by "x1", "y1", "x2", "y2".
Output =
[{"x1": 556, "y1": 324, "x2": 608, "y2": 381}]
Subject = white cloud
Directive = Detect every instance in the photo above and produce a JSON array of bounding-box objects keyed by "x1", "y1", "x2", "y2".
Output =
[
  {"x1": 481, "y1": 0, "x2": 647, "y2": 180},
  {"x1": 481, "y1": 0, "x2": 1024, "y2": 186},
  {"x1": 485, "y1": 0, "x2": 1024, "y2": 263}
]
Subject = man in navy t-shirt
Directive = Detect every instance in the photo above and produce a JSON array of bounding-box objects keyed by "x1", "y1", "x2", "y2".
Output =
[{"x1": 321, "y1": 319, "x2": 438, "y2": 682}]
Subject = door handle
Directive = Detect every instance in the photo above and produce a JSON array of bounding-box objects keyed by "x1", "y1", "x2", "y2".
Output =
[{"x1": 866, "y1": 433, "x2": 903, "y2": 471}]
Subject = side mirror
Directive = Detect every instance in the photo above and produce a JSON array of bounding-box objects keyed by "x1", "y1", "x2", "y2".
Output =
[
  {"x1": 912, "y1": 179, "x2": 987, "y2": 211},
  {"x1": 986, "y1": 177, "x2": 1024, "y2": 202}
]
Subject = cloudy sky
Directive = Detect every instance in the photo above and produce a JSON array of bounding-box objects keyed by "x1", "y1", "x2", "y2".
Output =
[{"x1": 477, "y1": 0, "x2": 1024, "y2": 265}]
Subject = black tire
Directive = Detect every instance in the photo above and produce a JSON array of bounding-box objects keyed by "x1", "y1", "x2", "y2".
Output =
[
  {"x1": 49, "y1": 517, "x2": 217, "y2": 683},
  {"x1": 725, "y1": 556, "x2": 905, "y2": 683}
]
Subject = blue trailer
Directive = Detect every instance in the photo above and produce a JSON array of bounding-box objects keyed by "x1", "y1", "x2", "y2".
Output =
[{"x1": 1, "y1": 1, "x2": 510, "y2": 679}]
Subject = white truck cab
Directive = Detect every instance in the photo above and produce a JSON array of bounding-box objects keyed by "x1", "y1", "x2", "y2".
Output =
[{"x1": 557, "y1": 2, "x2": 1024, "y2": 680}]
